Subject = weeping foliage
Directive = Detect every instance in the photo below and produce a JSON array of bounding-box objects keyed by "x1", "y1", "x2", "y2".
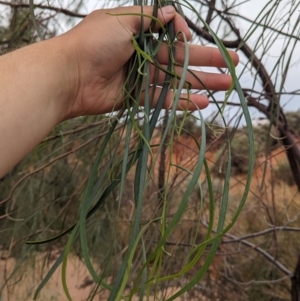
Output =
[{"x1": 2, "y1": 0, "x2": 300, "y2": 301}]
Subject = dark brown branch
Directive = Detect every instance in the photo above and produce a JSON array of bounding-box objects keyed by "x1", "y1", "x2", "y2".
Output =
[
  {"x1": 0, "y1": 1, "x2": 87, "y2": 18},
  {"x1": 246, "y1": 94, "x2": 300, "y2": 191},
  {"x1": 186, "y1": 14, "x2": 300, "y2": 191},
  {"x1": 292, "y1": 255, "x2": 300, "y2": 301},
  {"x1": 205, "y1": 0, "x2": 216, "y2": 25},
  {"x1": 185, "y1": 16, "x2": 240, "y2": 47},
  {"x1": 186, "y1": 15, "x2": 278, "y2": 105}
]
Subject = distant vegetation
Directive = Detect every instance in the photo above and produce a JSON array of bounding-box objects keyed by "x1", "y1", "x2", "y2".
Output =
[{"x1": 1, "y1": 1, "x2": 300, "y2": 301}]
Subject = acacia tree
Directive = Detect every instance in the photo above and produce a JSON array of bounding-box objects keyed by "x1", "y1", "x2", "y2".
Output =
[{"x1": 1, "y1": 1, "x2": 300, "y2": 301}]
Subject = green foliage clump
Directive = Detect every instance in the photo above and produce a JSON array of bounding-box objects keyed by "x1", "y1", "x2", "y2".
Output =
[
  {"x1": 273, "y1": 161, "x2": 294, "y2": 186},
  {"x1": 174, "y1": 113, "x2": 201, "y2": 137},
  {"x1": 174, "y1": 113, "x2": 224, "y2": 144},
  {"x1": 285, "y1": 110, "x2": 300, "y2": 137},
  {"x1": 214, "y1": 125, "x2": 279, "y2": 176}
]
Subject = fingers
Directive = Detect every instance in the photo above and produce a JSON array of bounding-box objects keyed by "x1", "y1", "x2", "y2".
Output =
[
  {"x1": 139, "y1": 87, "x2": 209, "y2": 111},
  {"x1": 149, "y1": 64, "x2": 233, "y2": 91},
  {"x1": 168, "y1": 12, "x2": 192, "y2": 41},
  {"x1": 156, "y1": 41, "x2": 239, "y2": 67},
  {"x1": 106, "y1": 6, "x2": 191, "y2": 40}
]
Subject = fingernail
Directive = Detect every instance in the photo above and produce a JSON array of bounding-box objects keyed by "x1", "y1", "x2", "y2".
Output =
[{"x1": 161, "y1": 5, "x2": 175, "y2": 14}]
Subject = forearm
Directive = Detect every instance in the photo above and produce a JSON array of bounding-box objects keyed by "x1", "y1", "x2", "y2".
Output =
[
  {"x1": 0, "y1": 6, "x2": 239, "y2": 178},
  {"x1": 0, "y1": 37, "x2": 70, "y2": 177}
]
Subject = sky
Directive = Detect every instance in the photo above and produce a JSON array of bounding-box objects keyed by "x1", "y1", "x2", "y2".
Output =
[{"x1": 197, "y1": 0, "x2": 300, "y2": 123}]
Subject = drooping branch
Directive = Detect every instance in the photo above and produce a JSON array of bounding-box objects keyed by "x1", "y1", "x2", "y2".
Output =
[
  {"x1": 223, "y1": 232, "x2": 292, "y2": 276},
  {"x1": 200, "y1": 219, "x2": 292, "y2": 277},
  {"x1": 185, "y1": 12, "x2": 300, "y2": 191}
]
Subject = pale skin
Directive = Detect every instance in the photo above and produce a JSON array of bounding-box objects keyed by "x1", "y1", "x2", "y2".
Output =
[{"x1": 0, "y1": 5, "x2": 239, "y2": 178}]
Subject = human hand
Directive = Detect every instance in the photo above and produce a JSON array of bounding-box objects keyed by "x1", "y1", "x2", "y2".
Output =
[
  {"x1": 0, "y1": 5, "x2": 239, "y2": 177},
  {"x1": 61, "y1": 5, "x2": 239, "y2": 120}
]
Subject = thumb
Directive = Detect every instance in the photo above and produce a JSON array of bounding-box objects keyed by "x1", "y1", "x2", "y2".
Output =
[{"x1": 108, "y1": 5, "x2": 176, "y2": 35}]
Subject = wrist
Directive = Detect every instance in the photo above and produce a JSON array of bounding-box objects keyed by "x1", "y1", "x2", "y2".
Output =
[
  {"x1": 51, "y1": 34, "x2": 82, "y2": 121},
  {"x1": 43, "y1": 35, "x2": 79, "y2": 122},
  {"x1": 0, "y1": 37, "x2": 74, "y2": 176}
]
